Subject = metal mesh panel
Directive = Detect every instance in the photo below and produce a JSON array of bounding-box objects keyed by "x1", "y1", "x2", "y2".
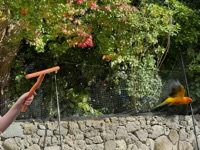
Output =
[{"x1": 1, "y1": 52, "x2": 199, "y2": 119}]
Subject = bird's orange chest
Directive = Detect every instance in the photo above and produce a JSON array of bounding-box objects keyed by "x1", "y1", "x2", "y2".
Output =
[
  {"x1": 173, "y1": 101, "x2": 182, "y2": 105},
  {"x1": 167, "y1": 97, "x2": 182, "y2": 105}
]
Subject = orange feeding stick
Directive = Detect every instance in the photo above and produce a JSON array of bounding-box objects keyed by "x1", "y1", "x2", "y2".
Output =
[
  {"x1": 21, "y1": 66, "x2": 60, "y2": 112},
  {"x1": 25, "y1": 66, "x2": 60, "y2": 79}
]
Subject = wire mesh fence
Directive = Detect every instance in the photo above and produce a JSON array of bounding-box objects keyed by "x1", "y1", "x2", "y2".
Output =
[
  {"x1": 1, "y1": 53, "x2": 199, "y2": 120},
  {"x1": 0, "y1": 68, "x2": 152, "y2": 119}
]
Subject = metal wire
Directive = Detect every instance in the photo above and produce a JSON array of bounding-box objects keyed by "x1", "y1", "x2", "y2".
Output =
[
  {"x1": 180, "y1": 51, "x2": 199, "y2": 150},
  {"x1": 54, "y1": 73, "x2": 63, "y2": 150}
]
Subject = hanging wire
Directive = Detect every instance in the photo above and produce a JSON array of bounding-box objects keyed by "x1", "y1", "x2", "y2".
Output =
[
  {"x1": 160, "y1": 55, "x2": 179, "y2": 84},
  {"x1": 50, "y1": 75, "x2": 54, "y2": 116},
  {"x1": 158, "y1": 1, "x2": 172, "y2": 69},
  {"x1": 180, "y1": 51, "x2": 199, "y2": 150},
  {"x1": 54, "y1": 73, "x2": 63, "y2": 150},
  {"x1": 43, "y1": 124, "x2": 48, "y2": 149}
]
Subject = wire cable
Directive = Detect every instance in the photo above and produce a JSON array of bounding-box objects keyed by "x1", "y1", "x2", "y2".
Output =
[
  {"x1": 180, "y1": 51, "x2": 199, "y2": 150},
  {"x1": 158, "y1": 2, "x2": 172, "y2": 69},
  {"x1": 54, "y1": 73, "x2": 63, "y2": 150}
]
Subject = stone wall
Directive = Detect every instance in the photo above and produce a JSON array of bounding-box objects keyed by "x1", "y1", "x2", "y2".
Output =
[{"x1": 1, "y1": 114, "x2": 200, "y2": 150}]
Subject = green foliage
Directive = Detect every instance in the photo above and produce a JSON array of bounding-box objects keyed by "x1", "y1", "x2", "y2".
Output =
[
  {"x1": 109, "y1": 54, "x2": 162, "y2": 113},
  {"x1": 3, "y1": 0, "x2": 200, "y2": 116},
  {"x1": 60, "y1": 88, "x2": 101, "y2": 116},
  {"x1": 89, "y1": 1, "x2": 179, "y2": 112},
  {"x1": 168, "y1": 0, "x2": 200, "y2": 45},
  {"x1": 128, "y1": 54, "x2": 162, "y2": 112},
  {"x1": 160, "y1": 0, "x2": 200, "y2": 103},
  {"x1": 187, "y1": 48, "x2": 200, "y2": 100}
]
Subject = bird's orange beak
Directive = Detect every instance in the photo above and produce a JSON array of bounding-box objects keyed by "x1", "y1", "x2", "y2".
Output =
[{"x1": 187, "y1": 97, "x2": 192, "y2": 103}]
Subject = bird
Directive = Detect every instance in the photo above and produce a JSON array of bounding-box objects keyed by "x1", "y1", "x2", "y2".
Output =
[{"x1": 152, "y1": 79, "x2": 192, "y2": 111}]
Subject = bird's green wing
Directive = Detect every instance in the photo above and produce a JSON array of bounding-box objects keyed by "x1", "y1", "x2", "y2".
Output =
[{"x1": 168, "y1": 80, "x2": 185, "y2": 99}]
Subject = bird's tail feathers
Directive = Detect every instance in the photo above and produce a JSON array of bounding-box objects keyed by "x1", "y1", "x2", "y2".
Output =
[{"x1": 151, "y1": 101, "x2": 169, "y2": 111}]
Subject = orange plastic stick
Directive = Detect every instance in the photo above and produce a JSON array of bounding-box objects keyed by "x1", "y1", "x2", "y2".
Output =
[
  {"x1": 25, "y1": 66, "x2": 60, "y2": 79},
  {"x1": 21, "y1": 66, "x2": 60, "y2": 112},
  {"x1": 21, "y1": 74, "x2": 45, "y2": 112}
]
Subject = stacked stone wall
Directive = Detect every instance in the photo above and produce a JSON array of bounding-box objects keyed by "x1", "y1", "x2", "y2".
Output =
[{"x1": 1, "y1": 115, "x2": 200, "y2": 150}]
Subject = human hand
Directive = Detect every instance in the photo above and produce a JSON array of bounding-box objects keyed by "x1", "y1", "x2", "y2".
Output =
[
  {"x1": 16, "y1": 92, "x2": 36, "y2": 107},
  {"x1": 0, "y1": 92, "x2": 36, "y2": 132}
]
